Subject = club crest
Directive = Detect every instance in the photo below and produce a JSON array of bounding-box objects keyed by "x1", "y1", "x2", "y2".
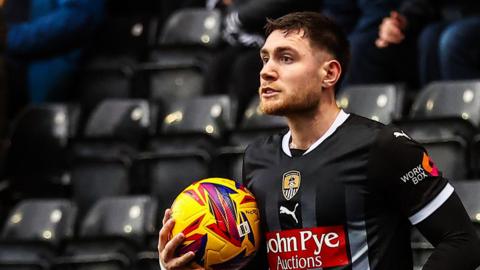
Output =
[{"x1": 282, "y1": 170, "x2": 301, "y2": 200}]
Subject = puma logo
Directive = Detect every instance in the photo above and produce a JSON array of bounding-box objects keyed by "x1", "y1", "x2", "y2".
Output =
[
  {"x1": 280, "y1": 203, "x2": 299, "y2": 224},
  {"x1": 393, "y1": 130, "x2": 411, "y2": 140}
]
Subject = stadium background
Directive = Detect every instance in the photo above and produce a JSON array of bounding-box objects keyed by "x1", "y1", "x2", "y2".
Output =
[{"x1": 0, "y1": 0, "x2": 479, "y2": 269}]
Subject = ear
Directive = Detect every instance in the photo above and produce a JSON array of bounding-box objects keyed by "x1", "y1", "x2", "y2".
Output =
[{"x1": 321, "y1": 60, "x2": 342, "y2": 88}]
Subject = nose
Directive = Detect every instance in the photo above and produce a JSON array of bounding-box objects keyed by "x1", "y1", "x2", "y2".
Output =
[{"x1": 260, "y1": 61, "x2": 278, "y2": 82}]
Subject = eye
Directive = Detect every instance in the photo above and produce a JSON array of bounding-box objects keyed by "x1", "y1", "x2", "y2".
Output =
[
  {"x1": 280, "y1": 55, "x2": 293, "y2": 64},
  {"x1": 261, "y1": 56, "x2": 269, "y2": 64}
]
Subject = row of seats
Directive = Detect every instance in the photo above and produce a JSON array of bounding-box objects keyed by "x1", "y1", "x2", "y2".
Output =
[
  {"x1": 0, "y1": 196, "x2": 159, "y2": 270},
  {"x1": 79, "y1": 8, "x2": 223, "y2": 113},
  {"x1": 1, "y1": 179, "x2": 480, "y2": 270},
  {"x1": 2, "y1": 80, "x2": 480, "y2": 217}
]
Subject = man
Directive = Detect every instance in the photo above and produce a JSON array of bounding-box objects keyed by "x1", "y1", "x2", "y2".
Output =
[{"x1": 158, "y1": 12, "x2": 480, "y2": 269}]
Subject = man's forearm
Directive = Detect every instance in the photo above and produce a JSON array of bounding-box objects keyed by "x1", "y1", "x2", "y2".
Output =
[{"x1": 417, "y1": 193, "x2": 480, "y2": 270}]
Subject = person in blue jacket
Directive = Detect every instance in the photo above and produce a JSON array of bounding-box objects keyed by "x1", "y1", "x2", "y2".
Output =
[{"x1": 0, "y1": 0, "x2": 105, "y2": 118}]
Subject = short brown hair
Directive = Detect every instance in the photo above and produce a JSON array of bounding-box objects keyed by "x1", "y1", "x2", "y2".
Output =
[{"x1": 265, "y1": 11, "x2": 350, "y2": 83}]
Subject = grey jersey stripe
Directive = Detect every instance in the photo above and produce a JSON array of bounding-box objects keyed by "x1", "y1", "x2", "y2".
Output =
[{"x1": 346, "y1": 187, "x2": 371, "y2": 270}]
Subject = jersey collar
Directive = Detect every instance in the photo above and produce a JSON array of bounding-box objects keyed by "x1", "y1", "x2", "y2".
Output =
[{"x1": 282, "y1": 110, "x2": 350, "y2": 157}]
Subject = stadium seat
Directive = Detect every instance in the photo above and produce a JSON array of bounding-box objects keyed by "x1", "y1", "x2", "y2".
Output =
[
  {"x1": 54, "y1": 196, "x2": 157, "y2": 270},
  {"x1": 77, "y1": 13, "x2": 160, "y2": 114},
  {"x1": 451, "y1": 181, "x2": 480, "y2": 224},
  {"x1": 337, "y1": 83, "x2": 406, "y2": 124},
  {"x1": 138, "y1": 95, "x2": 234, "y2": 210},
  {"x1": 156, "y1": 95, "x2": 235, "y2": 149},
  {"x1": 136, "y1": 8, "x2": 222, "y2": 104},
  {"x1": 70, "y1": 99, "x2": 152, "y2": 216},
  {"x1": 132, "y1": 152, "x2": 210, "y2": 220},
  {"x1": 80, "y1": 99, "x2": 152, "y2": 144},
  {"x1": 135, "y1": 60, "x2": 206, "y2": 104},
  {"x1": 94, "y1": 16, "x2": 156, "y2": 59},
  {"x1": 409, "y1": 80, "x2": 480, "y2": 126},
  {"x1": 71, "y1": 157, "x2": 131, "y2": 219},
  {"x1": 77, "y1": 56, "x2": 137, "y2": 115},
  {"x1": 470, "y1": 135, "x2": 480, "y2": 177},
  {"x1": 158, "y1": 8, "x2": 222, "y2": 49},
  {"x1": 0, "y1": 199, "x2": 77, "y2": 269},
  {"x1": 6, "y1": 104, "x2": 80, "y2": 198}
]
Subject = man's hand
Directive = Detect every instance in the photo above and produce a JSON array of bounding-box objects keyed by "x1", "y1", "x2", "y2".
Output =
[
  {"x1": 375, "y1": 11, "x2": 407, "y2": 48},
  {"x1": 0, "y1": 0, "x2": 5, "y2": 7},
  {"x1": 158, "y1": 209, "x2": 204, "y2": 270}
]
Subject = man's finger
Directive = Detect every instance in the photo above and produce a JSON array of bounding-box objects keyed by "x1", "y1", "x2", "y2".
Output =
[
  {"x1": 166, "y1": 251, "x2": 196, "y2": 269},
  {"x1": 164, "y1": 232, "x2": 185, "y2": 261},
  {"x1": 158, "y1": 218, "x2": 175, "y2": 252},
  {"x1": 163, "y1": 209, "x2": 172, "y2": 225}
]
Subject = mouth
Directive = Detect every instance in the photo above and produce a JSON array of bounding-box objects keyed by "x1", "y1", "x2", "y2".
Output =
[{"x1": 260, "y1": 87, "x2": 280, "y2": 98}]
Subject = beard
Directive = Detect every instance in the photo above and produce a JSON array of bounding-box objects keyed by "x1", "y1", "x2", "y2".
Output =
[{"x1": 260, "y1": 89, "x2": 321, "y2": 116}]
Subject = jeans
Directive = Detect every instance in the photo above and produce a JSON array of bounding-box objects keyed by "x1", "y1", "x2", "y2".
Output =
[
  {"x1": 418, "y1": 16, "x2": 480, "y2": 86},
  {"x1": 344, "y1": 29, "x2": 418, "y2": 88}
]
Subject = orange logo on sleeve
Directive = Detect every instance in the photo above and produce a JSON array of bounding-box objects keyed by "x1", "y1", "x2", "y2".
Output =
[{"x1": 422, "y1": 153, "x2": 439, "y2": 177}]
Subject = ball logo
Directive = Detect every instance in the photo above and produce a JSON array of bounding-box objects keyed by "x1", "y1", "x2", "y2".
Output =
[{"x1": 282, "y1": 171, "x2": 301, "y2": 200}]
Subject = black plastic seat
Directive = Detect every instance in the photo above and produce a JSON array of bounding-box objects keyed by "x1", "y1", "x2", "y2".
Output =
[
  {"x1": 337, "y1": 83, "x2": 406, "y2": 124},
  {"x1": 469, "y1": 135, "x2": 480, "y2": 177},
  {"x1": 136, "y1": 8, "x2": 222, "y2": 104},
  {"x1": 0, "y1": 199, "x2": 77, "y2": 270},
  {"x1": 155, "y1": 94, "x2": 235, "y2": 152},
  {"x1": 451, "y1": 181, "x2": 480, "y2": 223},
  {"x1": 410, "y1": 80, "x2": 480, "y2": 125},
  {"x1": 54, "y1": 196, "x2": 157, "y2": 270},
  {"x1": 6, "y1": 104, "x2": 80, "y2": 198},
  {"x1": 138, "y1": 95, "x2": 234, "y2": 211},
  {"x1": 132, "y1": 152, "x2": 209, "y2": 218},
  {"x1": 71, "y1": 99, "x2": 152, "y2": 216},
  {"x1": 399, "y1": 80, "x2": 480, "y2": 143},
  {"x1": 78, "y1": 13, "x2": 160, "y2": 112},
  {"x1": 77, "y1": 57, "x2": 137, "y2": 115}
]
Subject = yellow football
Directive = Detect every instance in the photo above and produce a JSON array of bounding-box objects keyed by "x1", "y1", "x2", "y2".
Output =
[{"x1": 170, "y1": 177, "x2": 261, "y2": 270}]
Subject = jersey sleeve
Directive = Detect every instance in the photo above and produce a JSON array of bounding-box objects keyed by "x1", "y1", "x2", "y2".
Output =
[{"x1": 367, "y1": 125, "x2": 453, "y2": 225}]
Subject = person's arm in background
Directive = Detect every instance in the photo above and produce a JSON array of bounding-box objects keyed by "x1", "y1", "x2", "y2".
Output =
[
  {"x1": 233, "y1": 0, "x2": 316, "y2": 33},
  {"x1": 223, "y1": 0, "x2": 316, "y2": 46},
  {"x1": 376, "y1": 0, "x2": 438, "y2": 48},
  {"x1": 0, "y1": 0, "x2": 105, "y2": 58}
]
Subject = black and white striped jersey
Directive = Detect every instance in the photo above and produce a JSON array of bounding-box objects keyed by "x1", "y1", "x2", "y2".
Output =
[{"x1": 243, "y1": 111, "x2": 452, "y2": 270}]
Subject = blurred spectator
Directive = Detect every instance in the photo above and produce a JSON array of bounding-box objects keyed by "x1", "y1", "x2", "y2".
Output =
[
  {"x1": 0, "y1": 0, "x2": 6, "y2": 138},
  {"x1": 0, "y1": 0, "x2": 106, "y2": 119},
  {"x1": 207, "y1": 0, "x2": 408, "y2": 123},
  {"x1": 376, "y1": 0, "x2": 480, "y2": 86}
]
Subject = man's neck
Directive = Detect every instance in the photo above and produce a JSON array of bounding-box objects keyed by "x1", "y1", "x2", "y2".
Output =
[{"x1": 287, "y1": 103, "x2": 340, "y2": 150}]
